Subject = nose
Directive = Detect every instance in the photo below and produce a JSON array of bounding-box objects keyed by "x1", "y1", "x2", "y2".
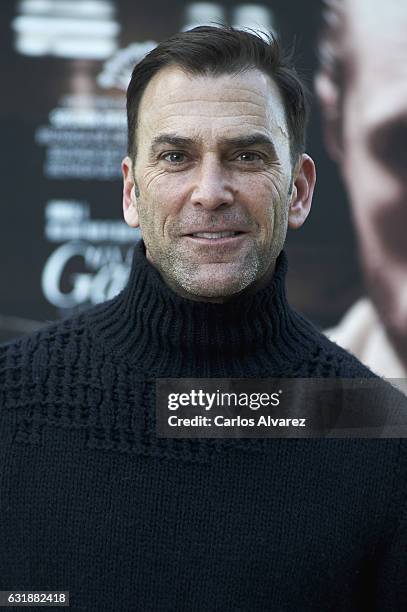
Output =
[{"x1": 190, "y1": 155, "x2": 235, "y2": 210}]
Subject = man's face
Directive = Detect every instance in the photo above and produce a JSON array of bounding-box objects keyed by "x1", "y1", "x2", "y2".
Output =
[
  {"x1": 334, "y1": 0, "x2": 407, "y2": 360},
  {"x1": 123, "y1": 65, "x2": 314, "y2": 301}
]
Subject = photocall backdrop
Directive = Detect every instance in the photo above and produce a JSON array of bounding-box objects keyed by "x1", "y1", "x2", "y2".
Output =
[{"x1": 0, "y1": 0, "x2": 360, "y2": 343}]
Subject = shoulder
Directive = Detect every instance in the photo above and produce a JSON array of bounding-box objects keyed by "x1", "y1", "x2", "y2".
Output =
[
  {"x1": 290, "y1": 309, "x2": 378, "y2": 378},
  {"x1": 293, "y1": 313, "x2": 407, "y2": 435},
  {"x1": 0, "y1": 308, "x2": 95, "y2": 411}
]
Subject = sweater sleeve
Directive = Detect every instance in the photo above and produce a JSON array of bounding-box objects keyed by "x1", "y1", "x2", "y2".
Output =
[
  {"x1": 374, "y1": 437, "x2": 407, "y2": 612},
  {"x1": 375, "y1": 504, "x2": 407, "y2": 610}
]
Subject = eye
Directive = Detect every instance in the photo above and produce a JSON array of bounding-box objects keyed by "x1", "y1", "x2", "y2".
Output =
[
  {"x1": 162, "y1": 151, "x2": 187, "y2": 164},
  {"x1": 235, "y1": 152, "x2": 263, "y2": 163}
]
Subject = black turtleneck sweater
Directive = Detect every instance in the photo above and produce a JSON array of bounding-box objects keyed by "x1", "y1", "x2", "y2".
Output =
[{"x1": 0, "y1": 241, "x2": 406, "y2": 611}]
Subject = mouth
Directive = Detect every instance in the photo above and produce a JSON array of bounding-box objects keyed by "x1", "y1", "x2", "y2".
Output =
[
  {"x1": 187, "y1": 231, "x2": 245, "y2": 240},
  {"x1": 185, "y1": 231, "x2": 247, "y2": 245}
]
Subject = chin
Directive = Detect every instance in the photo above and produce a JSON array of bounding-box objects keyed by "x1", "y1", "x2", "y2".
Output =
[{"x1": 180, "y1": 274, "x2": 253, "y2": 301}]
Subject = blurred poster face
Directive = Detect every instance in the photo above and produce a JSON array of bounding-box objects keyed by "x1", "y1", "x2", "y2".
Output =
[{"x1": 316, "y1": 0, "x2": 407, "y2": 376}]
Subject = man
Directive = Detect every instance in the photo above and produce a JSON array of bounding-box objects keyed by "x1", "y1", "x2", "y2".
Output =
[
  {"x1": 0, "y1": 26, "x2": 406, "y2": 611},
  {"x1": 316, "y1": 0, "x2": 407, "y2": 379}
]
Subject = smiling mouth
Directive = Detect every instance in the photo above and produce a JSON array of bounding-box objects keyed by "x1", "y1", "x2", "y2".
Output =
[{"x1": 189, "y1": 231, "x2": 244, "y2": 239}]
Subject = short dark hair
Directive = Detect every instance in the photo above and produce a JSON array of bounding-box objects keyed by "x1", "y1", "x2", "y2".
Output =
[{"x1": 126, "y1": 25, "x2": 310, "y2": 166}]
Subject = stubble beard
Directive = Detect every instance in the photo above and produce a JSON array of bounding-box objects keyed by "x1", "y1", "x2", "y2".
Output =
[
  {"x1": 144, "y1": 232, "x2": 282, "y2": 301},
  {"x1": 139, "y1": 189, "x2": 290, "y2": 301}
]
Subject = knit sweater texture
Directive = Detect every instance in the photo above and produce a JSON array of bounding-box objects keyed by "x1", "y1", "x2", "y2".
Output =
[{"x1": 0, "y1": 241, "x2": 406, "y2": 611}]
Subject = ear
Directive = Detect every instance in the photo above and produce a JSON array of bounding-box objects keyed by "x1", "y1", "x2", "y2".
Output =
[
  {"x1": 122, "y1": 156, "x2": 140, "y2": 228},
  {"x1": 314, "y1": 71, "x2": 343, "y2": 161},
  {"x1": 287, "y1": 154, "x2": 316, "y2": 230}
]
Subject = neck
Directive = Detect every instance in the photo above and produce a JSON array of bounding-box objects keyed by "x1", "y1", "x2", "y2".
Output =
[{"x1": 90, "y1": 239, "x2": 314, "y2": 376}]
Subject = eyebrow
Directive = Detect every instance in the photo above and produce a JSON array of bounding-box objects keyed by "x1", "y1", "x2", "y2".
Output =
[{"x1": 150, "y1": 132, "x2": 278, "y2": 157}]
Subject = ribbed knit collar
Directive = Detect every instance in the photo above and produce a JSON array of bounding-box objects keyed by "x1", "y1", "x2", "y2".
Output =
[{"x1": 91, "y1": 240, "x2": 314, "y2": 375}]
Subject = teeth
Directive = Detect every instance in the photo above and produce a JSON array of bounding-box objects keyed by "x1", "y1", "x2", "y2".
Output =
[{"x1": 192, "y1": 231, "x2": 238, "y2": 239}]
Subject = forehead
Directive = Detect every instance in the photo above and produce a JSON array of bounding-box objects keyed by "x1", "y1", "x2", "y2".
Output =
[{"x1": 137, "y1": 65, "x2": 289, "y2": 144}]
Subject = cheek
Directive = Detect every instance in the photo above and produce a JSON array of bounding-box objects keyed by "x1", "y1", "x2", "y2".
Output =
[
  {"x1": 138, "y1": 173, "x2": 186, "y2": 227},
  {"x1": 247, "y1": 200, "x2": 275, "y2": 243},
  {"x1": 245, "y1": 176, "x2": 288, "y2": 231},
  {"x1": 142, "y1": 170, "x2": 188, "y2": 206}
]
